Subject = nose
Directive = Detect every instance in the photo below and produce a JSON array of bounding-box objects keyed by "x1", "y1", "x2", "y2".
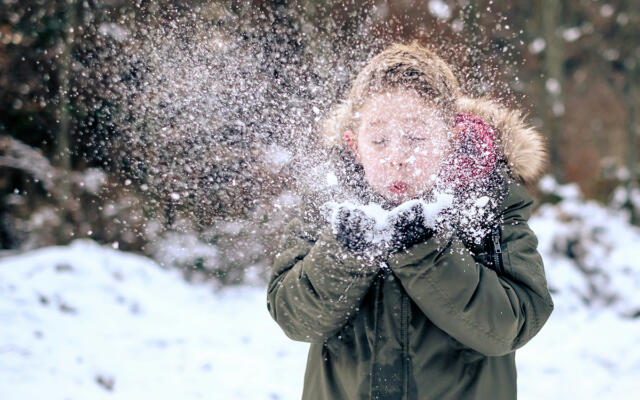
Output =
[
  {"x1": 388, "y1": 144, "x2": 408, "y2": 168},
  {"x1": 390, "y1": 157, "x2": 404, "y2": 168}
]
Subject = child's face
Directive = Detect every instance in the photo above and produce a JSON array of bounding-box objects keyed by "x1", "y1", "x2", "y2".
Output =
[{"x1": 344, "y1": 89, "x2": 453, "y2": 203}]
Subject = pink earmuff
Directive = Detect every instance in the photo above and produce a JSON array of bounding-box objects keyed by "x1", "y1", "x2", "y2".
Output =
[{"x1": 440, "y1": 112, "x2": 497, "y2": 189}]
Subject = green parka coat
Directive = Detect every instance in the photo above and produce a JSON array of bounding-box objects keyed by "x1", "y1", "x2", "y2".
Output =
[{"x1": 266, "y1": 97, "x2": 554, "y2": 400}]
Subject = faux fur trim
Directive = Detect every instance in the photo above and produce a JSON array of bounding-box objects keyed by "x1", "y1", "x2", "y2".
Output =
[{"x1": 456, "y1": 96, "x2": 548, "y2": 185}]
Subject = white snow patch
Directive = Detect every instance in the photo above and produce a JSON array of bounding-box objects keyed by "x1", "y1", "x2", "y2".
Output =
[
  {"x1": 98, "y1": 23, "x2": 130, "y2": 42},
  {"x1": 0, "y1": 239, "x2": 307, "y2": 400},
  {"x1": 150, "y1": 231, "x2": 218, "y2": 271},
  {"x1": 326, "y1": 172, "x2": 338, "y2": 186},
  {"x1": 562, "y1": 27, "x2": 582, "y2": 42},
  {"x1": 263, "y1": 144, "x2": 292, "y2": 172},
  {"x1": 528, "y1": 38, "x2": 546, "y2": 54},
  {"x1": 76, "y1": 168, "x2": 108, "y2": 195},
  {"x1": 600, "y1": 4, "x2": 615, "y2": 18},
  {"x1": 428, "y1": 0, "x2": 451, "y2": 20},
  {"x1": 545, "y1": 78, "x2": 561, "y2": 95},
  {"x1": 474, "y1": 195, "x2": 490, "y2": 208}
]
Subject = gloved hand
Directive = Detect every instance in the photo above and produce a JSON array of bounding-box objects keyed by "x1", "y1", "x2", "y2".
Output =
[
  {"x1": 386, "y1": 203, "x2": 435, "y2": 251},
  {"x1": 333, "y1": 207, "x2": 377, "y2": 254}
]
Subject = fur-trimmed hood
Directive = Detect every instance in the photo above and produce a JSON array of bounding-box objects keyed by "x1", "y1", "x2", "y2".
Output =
[
  {"x1": 305, "y1": 94, "x2": 549, "y2": 226},
  {"x1": 455, "y1": 96, "x2": 548, "y2": 185},
  {"x1": 321, "y1": 95, "x2": 548, "y2": 186}
]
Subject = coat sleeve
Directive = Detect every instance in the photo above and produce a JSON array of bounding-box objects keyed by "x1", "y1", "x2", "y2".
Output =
[
  {"x1": 266, "y1": 216, "x2": 381, "y2": 343},
  {"x1": 387, "y1": 179, "x2": 555, "y2": 356}
]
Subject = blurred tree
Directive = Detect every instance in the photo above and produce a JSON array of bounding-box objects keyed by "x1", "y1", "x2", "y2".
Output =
[
  {"x1": 54, "y1": 0, "x2": 77, "y2": 174},
  {"x1": 541, "y1": 0, "x2": 565, "y2": 182},
  {"x1": 2, "y1": 0, "x2": 640, "y2": 266}
]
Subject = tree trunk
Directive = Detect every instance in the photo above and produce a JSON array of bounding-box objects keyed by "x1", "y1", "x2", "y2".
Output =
[
  {"x1": 541, "y1": 0, "x2": 564, "y2": 182},
  {"x1": 53, "y1": 0, "x2": 78, "y2": 243},
  {"x1": 55, "y1": 0, "x2": 77, "y2": 172},
  {"x1": 623, "y1": 80, "x2": 638, "y2": 224}
]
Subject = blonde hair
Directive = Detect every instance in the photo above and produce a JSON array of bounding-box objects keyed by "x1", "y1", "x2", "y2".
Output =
[{"x1": 321, "y1": 41, "x2": 462, "y2": 148}]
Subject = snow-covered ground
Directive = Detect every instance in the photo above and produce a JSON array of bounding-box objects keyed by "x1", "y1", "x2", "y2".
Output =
[
  {"x1": 2, "y1": 185, "x2": 640, "y2": 399},
  {"x1": 0, "y1": 240, "x2": 308, "y2": 400}
]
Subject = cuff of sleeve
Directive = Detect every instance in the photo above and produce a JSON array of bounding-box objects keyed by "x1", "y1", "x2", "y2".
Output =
[
  {"x1": 305, "y1": 226, "x2": 382, "y2": 278},
  {"x1": 386, "y1": 229, "x2": 456, "y2": 270}
]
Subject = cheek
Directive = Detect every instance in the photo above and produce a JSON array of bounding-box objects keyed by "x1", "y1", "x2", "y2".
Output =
[
  {"x1": 358, "y1": 152, "x2": 387, "y2": 185},
  {"x1": 361, "y1": 160, "x2": 385, "y2": 183},
  {"x1": 411, "y1": 147, "x2": 448, "y2": 176},
  {"x1": 413, "y1": 143, "x2": 437, "y2": 157},
  {"x1": 414, "y1": 140, "x2": 451, "y2": 163}
]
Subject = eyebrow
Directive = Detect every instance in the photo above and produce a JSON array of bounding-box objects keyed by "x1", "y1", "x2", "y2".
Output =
[{"x1": 368, "y1": 117, "x2": 425, "y2": 126}]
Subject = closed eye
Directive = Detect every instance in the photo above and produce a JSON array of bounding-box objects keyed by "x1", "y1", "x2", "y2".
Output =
[{"x1": 408, "y1": 137, "x2": 426, "y2": 141}]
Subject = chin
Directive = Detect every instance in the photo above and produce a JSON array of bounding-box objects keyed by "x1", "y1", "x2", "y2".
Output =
[{"x1": 387, "y1": 191, "x2": 413, "y2": 203}]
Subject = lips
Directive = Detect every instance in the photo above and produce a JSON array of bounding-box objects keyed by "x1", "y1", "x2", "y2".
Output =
[{"x1": 388, "y1": 181, "x2": 409, "y2": 193}]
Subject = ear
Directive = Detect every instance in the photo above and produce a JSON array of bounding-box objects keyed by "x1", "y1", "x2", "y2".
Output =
[{"x1": 343, "y1": 130, "x2": 360, "y2": 163}]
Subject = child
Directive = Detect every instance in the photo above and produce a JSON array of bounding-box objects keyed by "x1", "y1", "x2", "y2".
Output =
[{"x1": 267, "y1": 42, "x2": 554, "y2": 400}]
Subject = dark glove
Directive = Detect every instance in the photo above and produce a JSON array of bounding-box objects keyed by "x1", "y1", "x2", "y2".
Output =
[
  {"x1": 387, "y1": 203, "x2": 435, "y2": 251},
  {"x1": 333, "y1": 207, "x2": 377, "y2": 254}
]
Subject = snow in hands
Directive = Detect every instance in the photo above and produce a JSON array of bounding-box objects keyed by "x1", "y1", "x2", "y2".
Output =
[{"x1": 322, "y1": 191, "x2": 454, "y2": 254}]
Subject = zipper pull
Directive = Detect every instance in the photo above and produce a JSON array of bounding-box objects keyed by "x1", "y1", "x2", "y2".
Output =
[
  {"x1": 492, "y1": 227, "x2": 502, "y2": 254},
  {"x1": 491, "y1": 226, "x2": 504, "y2": 274}
]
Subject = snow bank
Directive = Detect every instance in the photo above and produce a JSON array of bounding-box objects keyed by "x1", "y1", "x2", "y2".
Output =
[
  {"x1": 533, "y1": 175, "x2": 640, "y2": 317},
  {"x1": 0, "y1": 239, "x2": 307, "y2": 400}
]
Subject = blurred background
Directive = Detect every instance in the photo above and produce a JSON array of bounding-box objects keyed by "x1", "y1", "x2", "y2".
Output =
[{"x1": 1, "y1": 1, "x2": 639, "y2": 399}]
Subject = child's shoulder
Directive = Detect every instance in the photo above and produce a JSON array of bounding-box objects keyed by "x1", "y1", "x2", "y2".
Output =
[{"x1": 496, "y1": 163, "x2": 536, "y2": 222}]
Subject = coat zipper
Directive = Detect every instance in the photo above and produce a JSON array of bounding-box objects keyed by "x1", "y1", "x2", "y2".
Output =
[
  {"x1": 401, "y1": 291, "x2": 410, "y2": 399},
  {"x1": 370, "y1": 272, "x2": 383, "y2": 399},
  {"x1": 491, "y1": 225, "x2": 504, "y2": 274}
]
